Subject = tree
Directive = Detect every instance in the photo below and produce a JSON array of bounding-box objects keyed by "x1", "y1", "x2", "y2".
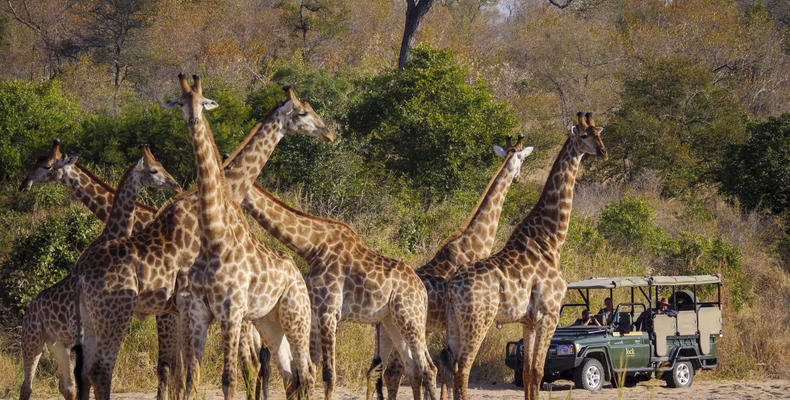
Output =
[
  {"x1": 346, "y1": 45, "x2": 516, "y2": 200},
  {"x1": 720, "y1": 113, "x2": 790, "y2": 215},
  {"x1": 276, "y1": 0, "x2": 348, "y2": 62},
  {"x1": 398, "y1": 0, "x2": 435, "y2": 68},
  {"x1": 600, "y1": 57, "x2": 747, "y2": 195}
]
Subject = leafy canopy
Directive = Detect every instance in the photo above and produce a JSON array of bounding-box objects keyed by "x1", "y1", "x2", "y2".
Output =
[{"x1": 345, "y1": 44, "x2": 517, "y2": 200}]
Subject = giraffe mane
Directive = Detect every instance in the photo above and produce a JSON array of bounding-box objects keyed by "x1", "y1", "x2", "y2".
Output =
[
  {"x1": 251, "y1": 182, "x2": 359, "y2": 235},
  {"x1": 222, "y1": 100, "x2": 285, "y2": 164},
  {"x1": 75, "y1": 162, "x2": 158, "y2": 215},
  {"x1": 436, "y1": 151, "x2": 514, "y2": 248}
]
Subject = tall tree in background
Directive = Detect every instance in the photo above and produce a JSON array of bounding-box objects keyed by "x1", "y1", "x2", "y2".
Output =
[
  {"x1": 277, "y1": 0, "x2": 347, "y2": 62},
  {"x1": 79, "y1": 0, "x2": 152, "y2": 99},
  {"x1": 398, "y1": 0, "x2": 435, "y2": 68}
]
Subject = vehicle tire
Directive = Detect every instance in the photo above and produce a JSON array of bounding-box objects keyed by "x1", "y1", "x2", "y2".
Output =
[
  {"x1": 513, "y1": 368, "x2": 523, "y2": 387},
  {"x1": 574, "y1": 358, "x2": 604, "y2": 391},
  {"x1": 665, "y1": 361, "x2": 694, "y2": 388}
]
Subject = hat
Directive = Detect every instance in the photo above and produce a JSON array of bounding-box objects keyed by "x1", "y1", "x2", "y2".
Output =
[{"x1": 658, "y1": 297, "x2": 669, "y2": 306}]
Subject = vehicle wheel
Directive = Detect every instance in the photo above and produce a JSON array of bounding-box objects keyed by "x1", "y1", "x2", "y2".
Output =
[
  {"x1": 513, "y1": 368, "x2": 523, "y2": 387},
  {"x1": 666, "y1": 361, "x2": 694, "y2": 388},
  {"x1": 574, "y1": 358, "x2": 604, "y2": 391}
]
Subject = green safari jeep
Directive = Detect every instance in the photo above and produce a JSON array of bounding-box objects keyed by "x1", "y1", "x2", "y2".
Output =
[{"x1": 505, "y1": 275, "x2": 722, "y2": 391}]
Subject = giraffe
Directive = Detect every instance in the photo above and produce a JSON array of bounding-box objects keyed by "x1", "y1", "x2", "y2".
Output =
[
  {"x1": 20, "y1": 142, "x2": 264, "y2": 400},
  {"x1": 19, "y1": 145, "x2": 180, "y2": 400},
  {"x1": 74, "y1": 77, "x2": 332, "y2": 400},
  {"x1": 368, "y1": 136, "x2": 535, "y2": 400},
  {"x1": 165, "y1": 74, "x2": 314, "y2": 400},
  {"x1": 444, "y1": 112, "x2": 607, "y2": 400},
  {"x1": 239, "y1": 192, "x2": 440, "y2": 399}
]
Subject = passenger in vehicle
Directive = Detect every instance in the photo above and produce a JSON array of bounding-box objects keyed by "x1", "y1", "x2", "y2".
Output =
[
  {"x1": 656, "y1": 297, "x2": 678, "y2": 316},
  {"x1": 574, "y1": 310, "x2": 602, "y2": 326},
  {"x1": 597, "y1": 297, "x2": 617, "y2": 325}
]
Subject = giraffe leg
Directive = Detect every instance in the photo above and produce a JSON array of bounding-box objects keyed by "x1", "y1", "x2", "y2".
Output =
[
  {"x1": 51, "y1": 341, "x2": 77, "y2": 400},
  {"x1": 253, "y1": 320, "x2": 294, "y2": 393},
  {"x1": 522, "y1": 316, "x2": 559, "y2": 400},
  {"x1": 278, "y1": 284, "x2": 313, "y2": 399},
  {"x1": 19, "y1": 326, "x2": 43, "y2": 400},
  {"x1": 318, "y1": 312, "x2": 338, "y2": 400},
  {"x1": 182, "y1": 299, "x2": 211, "y2": 400},
  {"x1": 156, "y1": 313, "x2": 182, "y2": 400},
  {"x1": 85, "y1": 312, "x2": 133, "y2": 400},
  {"x1": 238, "y1": 322, "x2": 258, "y2": 400},
  {"x1": 383, "y1": 348, "x2": 404, "y2": 400},
  {"x1": 218, "y1": 312, "x2": 243, "y2": 400},
  {"x1": 380, "y1": 317, "x2": 437, "y2": 400},
  {"x1": 448, "y1": 304, "x2": 495, "y2": 400}
]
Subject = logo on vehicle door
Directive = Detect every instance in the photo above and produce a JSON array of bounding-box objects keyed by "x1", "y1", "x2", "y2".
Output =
[{"x1": 625, "y1": 347, "x2": 635, "y2": 357}]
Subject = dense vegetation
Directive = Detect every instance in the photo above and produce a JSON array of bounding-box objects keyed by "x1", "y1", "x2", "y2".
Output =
[{"x1": 0, "y1": 0, "x2": 788, "y2": 396}]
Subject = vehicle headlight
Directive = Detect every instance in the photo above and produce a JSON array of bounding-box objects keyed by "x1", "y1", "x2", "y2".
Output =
[{"x1": 556, "y1": 344, "x2": 575, "y2": 356}]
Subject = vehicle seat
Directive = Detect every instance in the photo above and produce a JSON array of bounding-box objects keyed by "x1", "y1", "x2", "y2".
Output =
[
  {"x1": 616, "y1": 313, "x2": 632, "y2": 334},
  {"x1": 698, "y1": 306, "x2": 722, "y2": 355},
  {"x1": 653, "y1": 314, "x2": 676, "y2": 357}
]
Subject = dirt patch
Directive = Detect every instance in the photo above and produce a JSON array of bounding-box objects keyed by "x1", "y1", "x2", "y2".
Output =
[{"x1": 48, "y1": 379, "x2": 790, "y2": 399}]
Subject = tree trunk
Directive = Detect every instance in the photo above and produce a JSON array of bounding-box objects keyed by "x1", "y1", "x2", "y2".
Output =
[{"x1": 398, "y1": 0, "x2": 435, "y2": 69}]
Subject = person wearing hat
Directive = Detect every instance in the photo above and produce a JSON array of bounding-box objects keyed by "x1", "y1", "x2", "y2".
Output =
[{"x1": 655, "y1": 297, "x2": 678, "y2": 316}]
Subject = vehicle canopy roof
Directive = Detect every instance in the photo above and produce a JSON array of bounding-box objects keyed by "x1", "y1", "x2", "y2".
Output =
[{"x1": 567, "y1": 275, "x2": 721, "y2": 290}]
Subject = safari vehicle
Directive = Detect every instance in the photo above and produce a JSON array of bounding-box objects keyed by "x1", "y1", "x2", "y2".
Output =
[{"x1": 505, "y1": 275, "x2": 722, "y2": 391}]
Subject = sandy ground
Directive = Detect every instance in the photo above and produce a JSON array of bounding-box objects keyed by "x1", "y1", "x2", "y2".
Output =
[{"x1": 55, "y1": 379, "x2": 790, "y2": 399}]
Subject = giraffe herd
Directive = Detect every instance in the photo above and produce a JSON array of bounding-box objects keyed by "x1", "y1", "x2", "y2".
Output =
[{"x1": 17, "y1": 74, "x2": 607, "y2": 400}]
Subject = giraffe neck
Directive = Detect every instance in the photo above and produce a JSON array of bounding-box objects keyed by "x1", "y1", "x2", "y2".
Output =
[
  {"x1": 59, "y1": 163, "x2": 156, "y2": 230},
  {"x1": 222, "y1": 112, "x2": 286, "y2": 202},
  {"x1": 97, "y1": 163, "x2": 141, "y2": 241},
  {"x1": 420, "y1": 153, "x2": 520, "y2": 276},
  {"x1": 242, "y1": 185, "x2": 341, "y2": 262},
  {"x1": 189, "y1": 115, "x2": 228, "y2": 248},
  {"x1": 507, "y1": 137, "x2": 582, "y2": 254}
]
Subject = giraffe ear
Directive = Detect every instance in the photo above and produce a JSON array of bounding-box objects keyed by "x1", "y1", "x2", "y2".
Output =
[
  {"x1": 595, "y1": 127, "x2": 604, "y2": 134},
  {"x1": 164, "y1": 97, "x2": 182, "y2": 109},
  {"x1": 281, "y1": 99, "x2": 294, "y2": 115},
  {"x1": 201, "y1": 98, "x2": 218, "y2": 110},
  {"x1": 570, "y1": 126, "x2": 579, "y2": 136},
  {"x1": 493, "y1": 145, "x2": 507, "y2": 158},
  {"x1": 519, "y1": 146, "x2": 534, "y2": 158}
]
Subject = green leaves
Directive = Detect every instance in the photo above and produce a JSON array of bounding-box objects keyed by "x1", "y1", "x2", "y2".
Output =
[{"x1": 346, "y1": 45, "x2": 516, "y2": 200}]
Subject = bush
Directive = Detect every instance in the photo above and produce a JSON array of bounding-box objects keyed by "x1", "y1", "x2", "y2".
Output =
[
  {"x1": 0, "y1": 78, "x2": 83, "y2": 182},
  {"x1": 676, "y1": 232, "x2": 751, "y2": 310},
  {"x1": 0, "y1": 209, "x2": 101, "y2": 322},
  {"x1": 345, "y1": 45, "x2": 517, "y2": 200},
  {"x1": 597, "y1": 196, "x2": 676, "y2": 255},
  {"x1": 600, "y1": 57, "x2": 746, "y2": 196},
  {"x1": 720, "y1": 113, "x2": 790, "y2": 215}
]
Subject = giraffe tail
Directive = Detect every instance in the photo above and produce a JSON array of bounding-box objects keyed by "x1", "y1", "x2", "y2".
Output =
[
  {"x1": 72, "y1": 344, "x2": 84, "y2": 400},
  {"x1": 438, "y1": 347, "x2": 454, "y2": 400},
  {"x1": 255, "y1": 346, "x2": 270, "y2": 400}
]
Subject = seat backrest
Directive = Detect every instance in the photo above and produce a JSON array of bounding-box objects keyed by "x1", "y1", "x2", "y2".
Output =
[
  {"x1": 676, "y1": 310, "x2": 697, "y2": 335},
  {"x1": 653, "y1": 314, "x2": 676, "y2": 357},
  {"x1": 697, "y1": 306, "x2": 722, "y2": 355}
]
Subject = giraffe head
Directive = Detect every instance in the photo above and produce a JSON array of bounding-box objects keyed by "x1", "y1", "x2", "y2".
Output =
[
  {"x1": 493, "y1": 134, "x2": 534, "y2": 183},
  {"x1": 275, "y1": 85, "x2": 334, "y2": 142},
  {"x1": 19, "y1": 139, "x2": 78, "y2": 191},
  {"x1": 163, "y1": 74, "x2": 219, "y2": 126},
  {"x1": 570, "y1": 112, "x2": 608, "y2": 160},
  {"x1": 134, "y1": 144, "x2": 182, "y2": 193}
]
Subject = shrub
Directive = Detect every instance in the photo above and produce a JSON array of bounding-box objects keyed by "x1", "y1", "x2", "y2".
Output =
[
  {"x1": 0, "y1": 78, "x2": 83, "y2": 182},
  {"x1": 345, "y1": 44, "x2": 517, "y2": 200},
  {"x1": 597, "y1": 196, "x2": 676, "y2": 255},
  {"x1": 720, "y1": 113, "x2": 790, "y2": 215},
  {"x1": 676, "y1": 232, "x2": 751, "y2": 310},
  {"x1": 0, "y1": 208, "x2": 101, "y2": 322}
]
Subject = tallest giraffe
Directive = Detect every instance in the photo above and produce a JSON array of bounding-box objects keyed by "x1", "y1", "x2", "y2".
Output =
[{"x1": 445, "y1": 112, "x2": 607, "y2": 400}]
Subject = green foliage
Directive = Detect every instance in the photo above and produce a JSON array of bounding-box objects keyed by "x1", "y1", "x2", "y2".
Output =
[
  {"x1": 0, "y1": 79, "x2": 83, "y2": 182},
  {"x1": 0, "y1": 209, "x2": 100, "y2": 322},
  {"x1": 720, "y1": 113, "x2": 790, "y2": 215},
  {"x1": 676, "y1": 232, "x2": 751, "y2": 310},
  {"x1": 345, "y1": 45, "x2": 517, "y2": 200},
  {"x1": 601, "y1": 57, "x2": 747, "y2": 195},
  {"x1": 597, "y1": 196, "x2": 677, "y2": 255}
]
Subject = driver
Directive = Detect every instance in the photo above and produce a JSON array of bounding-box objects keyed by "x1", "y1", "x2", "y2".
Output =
[{"x1": 597, "y1": 297, "x2": 617, "y2": 325}]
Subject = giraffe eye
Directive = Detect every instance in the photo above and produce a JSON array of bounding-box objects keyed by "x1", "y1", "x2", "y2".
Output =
[
  {"x1": 150, "y1": 170, "x2": 158, "y2": 174},
  {"x1": 43, "y1": 165, "x2": 52, "y2": 170}
]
